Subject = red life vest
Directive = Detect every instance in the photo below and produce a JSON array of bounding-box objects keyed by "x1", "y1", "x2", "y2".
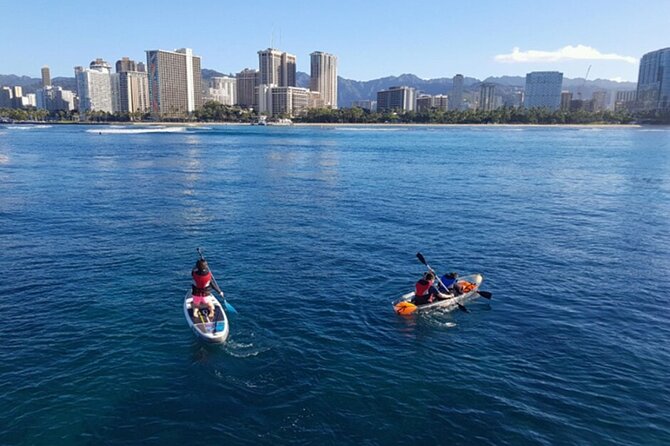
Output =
[
  {"x1": 192, "y1": 269, "x2": 212, "y2": 296},
  {"x1": 415, "y1": 278, "x2": 434, "y2": 297}
]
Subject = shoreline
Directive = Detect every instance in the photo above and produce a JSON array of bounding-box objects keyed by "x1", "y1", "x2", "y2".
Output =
[{"x1": 3, "y1": 121, "x2": 652, "y2": 128}]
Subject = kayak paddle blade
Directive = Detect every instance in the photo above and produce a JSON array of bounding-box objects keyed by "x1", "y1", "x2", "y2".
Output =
[
  {"x1": 224, "y1": 301, "x2": 237, "y2": 314},
  {"x1": 416, "y1": 252, "x2": 427, "y2": 266},
  {"x1": 477, "y1": 290, "x2": 493, "y2": 299}
]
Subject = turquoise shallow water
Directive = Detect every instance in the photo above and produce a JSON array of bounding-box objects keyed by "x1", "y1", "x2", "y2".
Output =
[{"x1": 0, "y1": 124, "x2": 669, "y2": 445}]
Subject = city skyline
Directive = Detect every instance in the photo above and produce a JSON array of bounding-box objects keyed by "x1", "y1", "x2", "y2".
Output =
[{"x1": 1, "y1": 0, "x2": 668, "y2": 82}]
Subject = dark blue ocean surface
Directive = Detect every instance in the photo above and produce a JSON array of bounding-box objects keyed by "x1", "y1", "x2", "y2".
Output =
[{"x1": 0, "y1": 124, "x2": 669, "y2": 445}]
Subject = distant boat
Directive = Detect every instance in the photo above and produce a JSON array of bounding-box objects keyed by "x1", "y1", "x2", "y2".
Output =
[{"x1": 251, "y1": 116, "x2": 268, "y2": 126}]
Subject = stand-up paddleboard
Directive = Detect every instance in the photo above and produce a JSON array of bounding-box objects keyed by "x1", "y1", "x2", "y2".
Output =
[{"x1": 183, "y1": 291, "x2": 229, "y2": 343}]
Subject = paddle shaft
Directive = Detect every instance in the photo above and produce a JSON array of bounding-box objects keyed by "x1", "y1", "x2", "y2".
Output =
[{"x1": 196, "y1": 248, "x2": 237, "y2": 314}]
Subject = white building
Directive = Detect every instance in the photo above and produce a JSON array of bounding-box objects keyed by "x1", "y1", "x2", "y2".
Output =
[
  {"x1": 256, "y1": 84, "x2": 310, "y2": 116},
  {"x1": 75, "y1": 59, "x2": 116, "y2": 113},
  {"x1": 36, "y1": 86, "x2": 76, "y2": 111},
  {"x1": 19, "y1": 94, "x2": 37, "y2": 107},
  {"x1": 524, "y1": 71, "x2": 563, "y2": 110},
  {"x1": 376, "y1": 86, "x2": 416, "y2": 112},
  {"x1": 208, "y1": 76, "x2": 237, "y2": 106}
]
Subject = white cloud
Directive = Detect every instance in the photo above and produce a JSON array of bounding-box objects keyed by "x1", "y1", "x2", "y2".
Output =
[
  {"x1": 494, "y1": 45, "x2": 637, "y2": 65},
  {"x1": 609, "y1": 77, "x2": 626, "y2": 82}
]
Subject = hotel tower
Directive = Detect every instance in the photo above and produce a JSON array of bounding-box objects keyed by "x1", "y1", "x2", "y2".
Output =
[
  {"x1": 258, "y1": 48, "x2": 296, "y2": 87},
  {"x1": 310, "y1": 51, "x2": 338, "y2": 109},
  {"x1": 145, "y1": 48, "x2": 202, "y2": 115}
]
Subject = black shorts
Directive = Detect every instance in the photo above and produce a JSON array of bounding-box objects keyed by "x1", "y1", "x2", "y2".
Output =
[{"x1": 413, "y1": 294, "x2": 433, "y2": 306}]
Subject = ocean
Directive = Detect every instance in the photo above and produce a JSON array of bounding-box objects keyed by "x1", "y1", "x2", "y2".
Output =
[{"x1": 0, "y1": 124, "x2": 668, "y2": 445}]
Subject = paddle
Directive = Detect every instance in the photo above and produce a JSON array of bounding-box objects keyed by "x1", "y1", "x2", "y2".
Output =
[
  {"x1": 416, "y1": 252, "x2": 469, "y2": 313},
  {"x1": 417, "y1": 253, "x2": 493, "y2": 300},
  {"x1": 477, "y1": 290, "x2": 493, "y2": 299},
  {"x1": 196, "y1": 248, "x2": 237, "y2": 315}
]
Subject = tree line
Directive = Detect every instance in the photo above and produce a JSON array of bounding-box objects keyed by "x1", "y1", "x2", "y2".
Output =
[
  {"x1": 296, "y1": 107, "x2": 644, "y2": 125},
  {"x1": 2, "y1": 102, "x2": 668, "y2": 125}
]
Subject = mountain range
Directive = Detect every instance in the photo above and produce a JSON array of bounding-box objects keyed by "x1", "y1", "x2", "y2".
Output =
[{"x1": 1, "y1": 71, "x2": 636, "y2": 108}]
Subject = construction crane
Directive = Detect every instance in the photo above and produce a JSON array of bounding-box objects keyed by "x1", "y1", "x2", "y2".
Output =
[{"x1": 578, "y1": 65, "x2": 592, "y2": 100}]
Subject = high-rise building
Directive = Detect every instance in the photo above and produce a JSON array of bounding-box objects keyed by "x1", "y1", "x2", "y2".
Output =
[
  {"x1": 236, "y1": 68, "x2": 259, "y2": 108},
  {"x1": 636, "y1": 47, "x2": 670, "y2": 111},
  {"x1": 560, "y1": 91, "x2": 573, "y2": 110},
  {"x1": 615, "y1": 90, "x2": 637, "y2": 112},
  {"x1": 433, "y1": 94, "x2": 449, "y2": 111},
  {"x1": 116, "y1": 57, "x2": 138, "y2": 73},
  {"x1": 9, "y1": 87, "x2": 26, "y2": 108},
  {"x1": 11, "y1": 86, "x2": 23, "y2": 99},
  {"x1": 524, "y1": 71, "x2": 563, "y2": 110},
  {"x1": 41, "y1": 66, "x2": 51, "y2": 88},
  {"x1": 36, "y1": 86, "x2": 76, "y2": 111},
  {"x1": 208, "y1": 76, "x2": 237, "y2": 106},
  {"x1": 113, "y1": 57, "x2": 149, "y2": 113},
  {"x1": 309, "y1": 51, "x2": 338, "y2": 109},
  {"x1": 256, "y1": 84, "x2": 274, "y2": 115},
  {"x1": 479, "y1": 83, "x2": 496, "y2": 111},
  {"x1": 17, "y1": 94, "x2": 36, "y2": 108},
  {"x1": 450, "y1": 74, "x2": 464, "y2": 111},
  {"x1": 415, "y1": 94, "x2": 449, "y2": 112},
  {"x1": 114, "y1": 57, "x2": 149, "y2": 113},
  {"x1": 258, "y1": 48, "x2": 296, "y2": 87},
  {"x1": 0, "y1": 87, "x2": 12, "y2": 108},
  {"x1": 74, "y1": 58, "x2": 115, "y2": 113},
  {"x1": 377, "y1": 86, "x2": 416, "y2": 112},
  {"x1": 146, "y1": 48, "x2": 202, "y2": 115},
  {"x1": 416, "y1": 95, "x2": 434, "y2": 112},
  {"x1": 281, "y1": 52, "x2": 296, "y2": 88},
  {"x1": 270, "y1": 86, "x2": 309, "y2": 116},
  {"x1": 118, "y1": 71, "x2": 149, "y2": 113},
  {"x1": 255, "y1": 85, "x2": 309, "y2": 117},
  {"x1": 591, "y1": 91, "x2": 608, "y2": 112}
]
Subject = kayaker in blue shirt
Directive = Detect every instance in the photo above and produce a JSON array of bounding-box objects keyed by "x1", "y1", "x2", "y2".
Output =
[{"x1": 438, "y1": 272, "x2": 459, "y2": 295}]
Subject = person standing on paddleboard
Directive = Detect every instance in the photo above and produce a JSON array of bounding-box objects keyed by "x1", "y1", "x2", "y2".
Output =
[{"x1": 191, "y1": 259, "x2": 221, "y2": 319}]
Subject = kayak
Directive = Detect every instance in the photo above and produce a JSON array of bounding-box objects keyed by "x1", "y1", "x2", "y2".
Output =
[
  {"x1": 183, "y1": 291, "x2": 229, "y2": 343},
  {"x1": 393, "y1": 273, "x2": 484, "y2": 315}
]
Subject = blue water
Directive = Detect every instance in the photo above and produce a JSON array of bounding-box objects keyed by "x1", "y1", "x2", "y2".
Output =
[{"x1": 1, "y1": 124, "x2": 669, "y2": 445}]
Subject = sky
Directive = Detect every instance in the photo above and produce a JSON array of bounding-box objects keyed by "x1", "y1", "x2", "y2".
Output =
[{"x1": 1, "y1": 0, "x2": 668, "y2": 82}]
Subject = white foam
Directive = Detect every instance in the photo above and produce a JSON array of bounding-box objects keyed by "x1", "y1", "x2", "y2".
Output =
[
  {"x1": 334, "y1": 127, "x2": 401, "y2": 132},
  {"x1": 7, "y1": 125, "x2": 52, "y2": 130},
  {"x1": 86, "y1": 126, "x2": 187, "y2": 134}
]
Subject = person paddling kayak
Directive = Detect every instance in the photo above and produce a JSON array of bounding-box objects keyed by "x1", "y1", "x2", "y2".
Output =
[
  {"x1": 412, "y1": 271, "x2": 448, "y2": 305},
  {"x1": 191, "y1": 259, "x2": 222, "y2": 320},
  {"x1": 438, "y1": 272, "x2": 459, "y2": 294}
]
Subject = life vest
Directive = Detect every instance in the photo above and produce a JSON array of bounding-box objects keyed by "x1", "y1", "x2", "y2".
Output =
[
  {"x1": 457, "y1": 281, "x2": 476, "y2": 293},
  {"x1": 192, "y1": 269, "x2": 212, "y2": 296},
  {"x1": 415, "y1": 278, "x2": 434, "y2": 297}
]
